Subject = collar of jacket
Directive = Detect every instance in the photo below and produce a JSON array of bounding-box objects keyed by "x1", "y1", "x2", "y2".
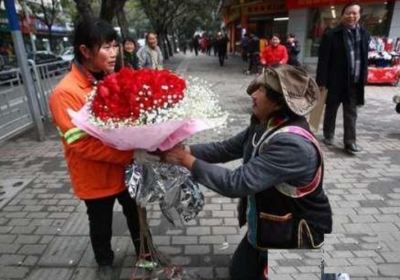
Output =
[
  {"x1": 71, "y1": 62, "x2": 94, "y2": 90},
  {"x1": 333, "y1": 23, "x2": 364, "y2": 34},
  {"x1": 144, "y1": 45, "x2": 159, "y2": 53}
]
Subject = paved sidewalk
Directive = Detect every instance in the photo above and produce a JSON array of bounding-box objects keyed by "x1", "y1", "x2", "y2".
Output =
[{"x1": 1, "y1": 52, "x2": 400, "y2": 280}]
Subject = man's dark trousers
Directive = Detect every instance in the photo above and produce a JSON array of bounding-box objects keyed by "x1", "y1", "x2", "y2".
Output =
[{"x1": 323, "y1": 85, "x2": 359, "y2": 145}]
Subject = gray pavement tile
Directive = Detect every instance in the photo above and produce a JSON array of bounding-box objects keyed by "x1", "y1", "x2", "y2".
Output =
[
  {"x1": 69, "y1": 267, "x2": 97, "y2": 280},
  {"x1": 79, "y1": 237, "x2": 133, "y2": 267},
  {"x1": 0, "y1": 266, "x2": 30, "y2": 279},
  {"x1": 18, "y1": 244, "x2": 47, "y2": 255},
  {"x1": 0, "y1": 254, "x2": 25, "y2": 266},
  {"x1": 38, "y1": 236, "x2": 89, "y2": 266},
  {"x1": 58, "y1": 212, "x2": 88, "y2": 236},
  {"x1": 14, "y1": 235, "x2": 40, "y2": 244},
  {"x1": 0, "y1": 244, "x2": 21, "y2": 254},
  {"x1": 24, "y1": 268, "x2": 74, "y2": 280},
  {"x1": 184, "y1": 245, "x2": 211, "y2": 255}
]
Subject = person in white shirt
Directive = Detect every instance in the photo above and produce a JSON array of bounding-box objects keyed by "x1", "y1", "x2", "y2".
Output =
[{"x1": 137, "y1": 32, "x2": 164, "y2": 69}]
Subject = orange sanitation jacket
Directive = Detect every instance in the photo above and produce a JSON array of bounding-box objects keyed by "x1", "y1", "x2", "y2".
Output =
[{"x1": 49, "y1": 64, "x2": 134, "y2": 199}]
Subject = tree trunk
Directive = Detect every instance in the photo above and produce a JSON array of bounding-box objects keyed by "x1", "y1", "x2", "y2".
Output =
[
  {"x1": 158, "y1": 32, "x2": 169, "y2": 60},
  {"x1": 100, "y1": 0, "x2": 127, "y2": 23},
  {"x1": 117, "y1": 8, "x2": 129, "y2": 39},
  {"x1": 73, "y1": 0, "x2": 94, "y2": 21},
  {"x1": 165, "y1": 32, "x2": 173, "y2": 58},
  {"x1": 47, "y1": 25, "x2": 53, "y2": 52},
  {"x1": 171, "y1": 32, "x2": 178, "y2": 53}
]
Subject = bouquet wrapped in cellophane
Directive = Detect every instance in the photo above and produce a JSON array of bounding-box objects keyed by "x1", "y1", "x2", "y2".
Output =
[{"x1": 68, "y1": 68, "x2": 226, "y2": 279}]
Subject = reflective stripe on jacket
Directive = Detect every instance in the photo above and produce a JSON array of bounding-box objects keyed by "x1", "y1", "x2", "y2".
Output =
[{"x1": 49, "y1": 64, "x2": 134, "y2": 199}]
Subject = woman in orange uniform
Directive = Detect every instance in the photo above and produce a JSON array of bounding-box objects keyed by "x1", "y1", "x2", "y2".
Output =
[{"x1": 49, "y1": 19, "x2": 145, "y2": 280}]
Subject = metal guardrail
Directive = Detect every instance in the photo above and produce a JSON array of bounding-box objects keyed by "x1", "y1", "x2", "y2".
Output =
[{"x1": 0, "y1": 60, "x2": 70, "y2": 143}]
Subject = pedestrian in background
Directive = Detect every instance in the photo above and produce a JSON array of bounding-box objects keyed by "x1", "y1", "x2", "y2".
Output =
[
  {"x1": 246, "y1": 33, "x2": 260, "y2": 74},
  {"x1": 212, "y1": 35, "x2": 218, "y2": 56},
  {"x1": 192, "y1": 35, "x2": 200, "y2": 56},
  {"x1": 116, "y1": 37, "x2": 139, "y2": 71},
  {"x1": 216, "y1": 33, "x2": 229, "y2": 66},
  {"x1": 49, "y1": 19, "x2": 150, "y2": 280},
  {"x1": 286, "y1": 33, "x2": 301, "y2": 66},
  {"x1": 206, "y1": 36, "x2": 212, "y2": 55},
  {"x1": 163, "y1": 65, "x2": 332, "y2": 280},
  {"x1": 240, "y1": 33, "x2": 249, "y2": 62},
  {"x1": 316, "y1": 2, "x2": 370, "y2": 154},
  {"x1": 261, "y1": 34, "x2": 288, "y2": 66},
  {"x1": 180, "y1": 39, "x2": 188, "y2": 55},
  {"x1": 137, "y1": 32, "x2": 164, "y2": 69}
]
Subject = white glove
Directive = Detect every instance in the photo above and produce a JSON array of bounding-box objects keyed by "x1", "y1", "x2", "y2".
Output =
[{"x1": 134, "y1": 150, "x2": 161, "y2": 165}]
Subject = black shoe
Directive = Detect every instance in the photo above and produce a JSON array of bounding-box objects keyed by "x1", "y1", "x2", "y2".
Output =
[
  {"x1": 322, "y1": 138, "x2": 333, "y2": 146},
  {"x1": 97, "y1": 265, "x2": 116, "y2": 280},
  {"x1": 345, "y1": 143, "x2": 361, "y2": 153}
]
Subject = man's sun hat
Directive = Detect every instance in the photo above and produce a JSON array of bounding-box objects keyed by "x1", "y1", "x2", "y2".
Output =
[{"x1": 247, "y1": 64, "x2": 320, "y2": 116}]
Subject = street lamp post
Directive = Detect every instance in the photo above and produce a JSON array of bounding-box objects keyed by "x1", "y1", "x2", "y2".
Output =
[{"x1": 4, "y1": 0, "x2": 45, "y2": 141}]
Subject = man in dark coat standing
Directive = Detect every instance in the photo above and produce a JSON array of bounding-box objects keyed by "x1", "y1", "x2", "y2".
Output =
[{"x1": 316, "y1": 2, "x2": 370, "y2": 154}]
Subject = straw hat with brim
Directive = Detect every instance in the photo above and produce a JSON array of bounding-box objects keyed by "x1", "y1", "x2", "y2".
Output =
[{"x1": 246, "y1": 64, "x2": 320, "y2": 116}]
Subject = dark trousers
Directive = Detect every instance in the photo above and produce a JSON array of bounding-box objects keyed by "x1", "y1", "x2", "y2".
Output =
[
  {"x1": 248, "y1": 53, "x2": 259, "y2": 73},
  {"x1": 323, "y1": 85, "x2": 359, "y2": 145},
  {"x1": 218, "y1": 51, "x2": 226, "y2": 66},
  {"x1": 230, "y1": 236, "x2": 269, "y2": 280},
  {"x1": 84, "y1": 190, "x2": 141, "y2": 266},
  {"x1": 230, "y1": 228, "x2": 319, "y2": 280}
]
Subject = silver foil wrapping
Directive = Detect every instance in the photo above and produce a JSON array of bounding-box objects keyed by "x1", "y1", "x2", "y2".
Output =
[{"x1": 125, "y1": 163, "x2": 204, "y2": 226}]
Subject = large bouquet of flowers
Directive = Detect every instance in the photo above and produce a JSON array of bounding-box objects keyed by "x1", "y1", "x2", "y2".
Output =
[
  {"x1": 69, "y1": 68, "x2": 226, "y2": 151},
  {"x1": 68, "y1": 68, "x2": 226, "y2": 279}
]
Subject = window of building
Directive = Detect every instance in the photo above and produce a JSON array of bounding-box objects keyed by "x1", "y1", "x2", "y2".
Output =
[{"x1": 305, "y1": 2, "x2": 394, "y2": 57}]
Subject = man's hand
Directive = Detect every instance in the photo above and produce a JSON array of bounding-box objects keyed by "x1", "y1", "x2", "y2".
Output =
[{"x1": 163, "y1": 145, "x2": 195, "y2": 170}]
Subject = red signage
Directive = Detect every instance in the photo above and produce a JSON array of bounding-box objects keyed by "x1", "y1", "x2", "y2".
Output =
[{"x1": 287, "y1": 0, "x2": 395, "y2": 9}]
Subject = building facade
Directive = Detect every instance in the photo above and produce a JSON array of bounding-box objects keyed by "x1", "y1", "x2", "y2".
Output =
[
  {"x1": 220, "y1": 0, "x2": 400, "y2": 69},
  {"x1": 287, "y1": 0, "x2": 399, "y2": 69},
  {"x1": 220, "y1": 0, "x2": 288, "y2": 53},
  {"x1": 0, "y1": 0, "x2": 71, "y2": 54}
]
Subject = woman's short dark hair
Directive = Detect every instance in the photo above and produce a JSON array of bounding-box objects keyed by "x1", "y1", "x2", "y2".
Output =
[
  {"x1": 123, "y1": 37, "x2": 135, "y2": 45},
  {"x1": 73, "y1": 19, "x2": 117, "y2": 63},
  {"x1": 341, "y1": 2, "x2": 363, "y2": 16},
  {"x1": 123, "y1": 37, "x2": 137, "y2": 49},
  {"x1": 271, "y1": 34, "x2": 280, "y2": 40}
]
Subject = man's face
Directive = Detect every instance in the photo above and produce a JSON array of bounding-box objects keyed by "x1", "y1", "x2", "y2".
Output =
[
  {"x1": 341, "y1": 5, "x2": 361, "y2": 28},
  {"x1": 147, "y1": 34, "x2": 158, "y2": 49}
]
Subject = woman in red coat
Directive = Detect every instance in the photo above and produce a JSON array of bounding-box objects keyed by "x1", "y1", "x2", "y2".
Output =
[{"x1": 261, "y1": 35, "x2": 288, "y2": 66}]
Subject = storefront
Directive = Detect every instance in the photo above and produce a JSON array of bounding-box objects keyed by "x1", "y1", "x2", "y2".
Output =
[
  {"x1": 0, "y1": 10, "x2": 13, "y2": 54},
  {"x1": 286, "y1": 0, "x2": 400, "y2": 70},
  {"x1": 35, "y1": 19, "x2": 71, "y2": 53},
  {"x1": 220, "y1": 0, "x2": 287, "y2": 53}
]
